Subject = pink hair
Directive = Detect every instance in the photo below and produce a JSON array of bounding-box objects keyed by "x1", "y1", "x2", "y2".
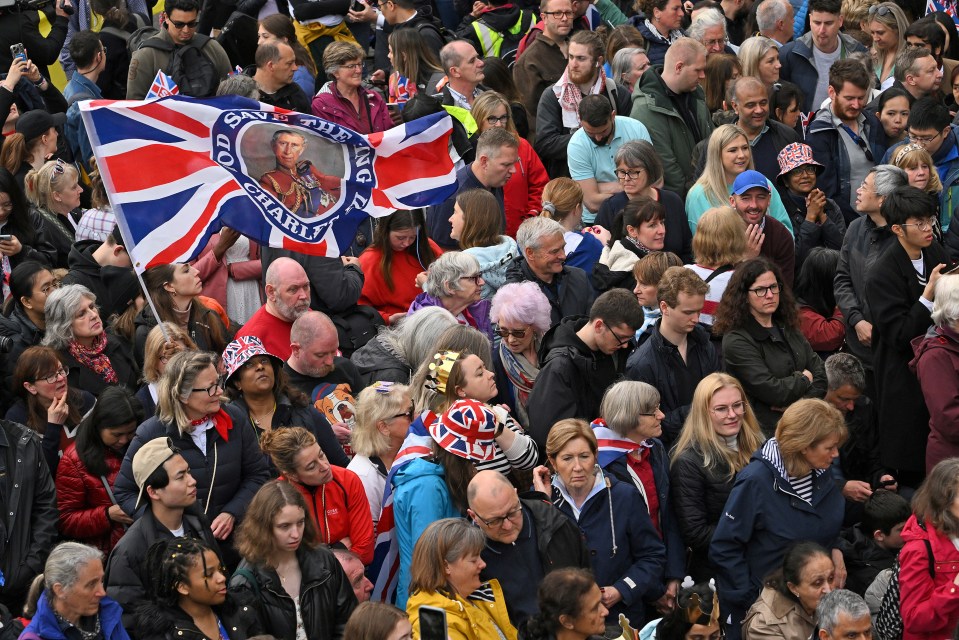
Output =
[{"x1": 490, "y1": 282, "x2": 552, "y2": 336}]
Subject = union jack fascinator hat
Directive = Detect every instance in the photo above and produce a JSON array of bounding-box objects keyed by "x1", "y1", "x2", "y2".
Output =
[{"x1": 430, "y1": 398, "x2": 499, "y2": 462}]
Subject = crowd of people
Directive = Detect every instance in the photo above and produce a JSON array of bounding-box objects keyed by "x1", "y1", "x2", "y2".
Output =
[{"x1": 1, "y1": 0, "x2": 959, "y2": 636}]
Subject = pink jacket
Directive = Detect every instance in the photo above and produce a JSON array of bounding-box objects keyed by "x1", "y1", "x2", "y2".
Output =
[
  {"x1": 192, "y1": 233, "x2": 263, "y2": 304},
  {"x1": 311, "y1": 81, "x2": 394, "y2": 135}
]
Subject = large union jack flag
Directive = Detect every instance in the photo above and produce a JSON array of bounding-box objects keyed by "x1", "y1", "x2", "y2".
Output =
[{"x1": 79, "y1": 95, "x2": 459, "y2": 272}]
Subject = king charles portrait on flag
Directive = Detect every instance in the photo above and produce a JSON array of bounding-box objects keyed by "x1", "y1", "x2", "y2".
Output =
[{"x1": 258, "y1": 128, "x2": 342, "y2": 218}]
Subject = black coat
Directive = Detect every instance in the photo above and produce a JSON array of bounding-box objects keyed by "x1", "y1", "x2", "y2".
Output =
[
  {"x1": 865, "y1": 240, "x2": 948, "y2": 474},
  {"x1": 0, "y1": 306, "x2": 43, "y2": 411},
  {"x1": 720, "y1": 316, "x2": 827, "y2": 435},
  {"x1": 133, "y1": 596, "x2": 262, "y2": 640},
  {"x1": 105, "y1": 507, "x2": 221, "y2": 629},
  {"x1": 133, "y1": 305, "x2": 231, "y2": 369},
  {"x1": 229, "y1": 546, "x2": 358, "y2": 640},
  {"x1": 625, "y1": 322, "x2": 721, "y2": 446},
  {"x1": 504, "y1": 257, "x2": 594, "y2": 327},
  {"x1": 669, "y1": 446, "x2": 737, "y2": 581},
  {"x1": 59, "y1": 331, "x2": 140, "y2": 398}
]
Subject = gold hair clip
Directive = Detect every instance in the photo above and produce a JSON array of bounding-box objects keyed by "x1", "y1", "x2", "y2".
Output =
[{"x1": 425, "y1": 351, "x2": 460, "y2": 394}]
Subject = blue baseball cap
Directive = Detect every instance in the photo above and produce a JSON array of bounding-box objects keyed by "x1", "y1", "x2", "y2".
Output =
[{"x1": 731, "y1": 170, "x2": 771, "y2": 195}]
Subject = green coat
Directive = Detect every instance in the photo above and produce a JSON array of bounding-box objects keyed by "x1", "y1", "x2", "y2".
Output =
[{"x1": 629, "y1": 67, "x2": 714, "y2": 196}]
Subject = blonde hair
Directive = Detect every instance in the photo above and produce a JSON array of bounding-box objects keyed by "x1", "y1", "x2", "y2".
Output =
[
  {"x1": 156, "y1": 351, "x2": 220, "y2": 430},
  {"x1": 25, "y1": 161, "x2": 79, "y2": 210},
  {"x1": 671, "y1": 373, "x2": 765, "y2": 479},
  {"x1": 353, "y1": 383, "x2": 410, "y2": 457},
  {"x1": 866, "y1": 2, "x2": 908, "y2": 56},
  {"x1": 695, "y1": 125, "x2": 754, "y2": 208},
  {"x1": 692, "y1": 206, "x2": 746, "y2": 267},
  {"x1": 541, "y1": 178, "x2": 584, "y2": 225},
  {"x1": 893, "y1": 144, "x2": 943, "y2": 195},
  {"x1": 738, "y1": 36, "x2": 779, "y2": 81},
  {"x1": 142, "y1": 323, "x2": 197, "y2": 384},
  {"x1": 776, "y1": 399, "x2": 848, "y2": 478},
  {"x1": 472, "y1": 91, "x2": 518, "y2": 137}
]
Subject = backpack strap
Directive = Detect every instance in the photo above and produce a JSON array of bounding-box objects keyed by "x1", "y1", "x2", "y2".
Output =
[
  {"x1": 704, "y1": 264, "x2": 734, "y2": 284},
  {"x1": 917, "y1": 518, "x2": 935, "y2": 577},
  {"x1": 232, "y1": 568, "x2": 261, "y2": 599}
]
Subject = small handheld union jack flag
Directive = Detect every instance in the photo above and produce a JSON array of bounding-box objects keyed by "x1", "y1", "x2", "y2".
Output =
[{"x1": 146, "y1": 70, "x2": 179, "y2": 99}]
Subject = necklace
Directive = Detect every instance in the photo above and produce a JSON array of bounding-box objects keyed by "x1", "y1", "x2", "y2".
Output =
[{"x1": 249, "y1": 402, "x2": 276, "y2": 430}]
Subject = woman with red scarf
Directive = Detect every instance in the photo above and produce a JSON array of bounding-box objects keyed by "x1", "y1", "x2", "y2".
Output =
[
  {"x1": 111, "y1": 350, "x2": 271, "y2": 550},
  {"x1": 41, "y1": 284, "x2": 138, "y2": 397}
]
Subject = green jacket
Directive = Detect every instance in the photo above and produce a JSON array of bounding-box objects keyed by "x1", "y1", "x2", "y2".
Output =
[{"x1": 629, "y1": 67, "x2": 714, "y2": 196}]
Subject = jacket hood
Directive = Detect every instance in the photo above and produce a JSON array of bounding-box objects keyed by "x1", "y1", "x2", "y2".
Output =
[
  {"x1": 351, "y1": 335, "x2": 409, "y2": 372},
  {"x1": 538, "y1": 315, "x2": 590, "y2": 359},
  {"x1": 602, "y1": 240, "x2": 643, "y2": 272},
  {"x1": 909, "y1": 324, "x2": 959, "y2": 372},
  {"x1": 468, "y1": 236, "x2": 519, "y2": 275},
  {"x1": 899, "y1": 513, "x2": 932, "y2": 543},
  {"x1": 473, "y1": 4, "x2": 524, "y2": 30},
  {"x1": 393, "y1": 456, "x2": 444, "y2": 487},
  {"x1": 66, "y1": 240, "x2": 99, "y2": 276},
  {"x1": 635, "y1": 67, "x2": 669, "y2": 100}
]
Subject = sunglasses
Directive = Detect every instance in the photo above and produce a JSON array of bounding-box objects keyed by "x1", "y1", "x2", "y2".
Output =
[
  {"x1": 168, "y1": 18, "x2": 199, "y2": 29},
  {"x1": 496, "y1": 326, "x2": 530, "y2": 339}
]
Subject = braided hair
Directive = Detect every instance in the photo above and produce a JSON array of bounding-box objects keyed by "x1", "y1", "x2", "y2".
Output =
[
  {"x1": 519, "y1": 568, "x2": 598, "y2": 640},
  {"x1": 144, "y1": 537, "x2": 219, "y2": 608}
]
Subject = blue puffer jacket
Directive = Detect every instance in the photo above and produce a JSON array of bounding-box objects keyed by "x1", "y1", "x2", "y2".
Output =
[
  {"x1": 392, "y1": 457, "x2": 459, "y2": 610},
  {"x1": 709, "y1": 438, "x2": 843, "y2": 637},
  {"x1": 550, "y1": 469, "x2": 666, "y2": 625},
  {"x1": 21, "y1": 593, "x2": 129, "y2": 640}
]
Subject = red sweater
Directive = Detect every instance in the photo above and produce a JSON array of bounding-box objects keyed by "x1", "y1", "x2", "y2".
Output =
[
  {"x1": 358, "y1": 241, "x2": 443, "y2": 323},
  {"x1": 504, "y1": 138, "x2": 549, "y2": 237},
  {"x1": 286, "y1": 467, "x2": 375, "y2": 565},
  {"x1": 798, "y1": 305, "x2": 845, "y2": 352},
  {"x1": 235, "y1": 306, "x2": 294, "y2": 360}
]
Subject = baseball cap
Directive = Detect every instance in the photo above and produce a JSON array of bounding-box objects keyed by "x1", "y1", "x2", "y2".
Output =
[
  {"x1": 15, "y1": 109, "x2": 66, "y2": 143},
  {"x1": 731, "y1": 170, "x2": 771, "y2": 195},
  {"x1": 133, "y1": 437, "x2": 178, "y2": 509}
]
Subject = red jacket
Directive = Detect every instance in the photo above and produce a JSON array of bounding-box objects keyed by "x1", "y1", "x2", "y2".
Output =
[
  {"x1": 358, "y1": 241, "x2": 443, "y2": 324},
  {"x1": 55, "y1": 444, "x2": 125, "y2": 555},
  {"x1": 503, "y1": 138, "x2": 549, "y2": 237},
  {"x1": 286, "y1": 467, "x2": 375, "y2": 565},
  {"x1": 899, "y1": 514, "x2": 959, "y2": 640},
  {"x1": 798, "y1": 305, "x2": 845, "y2": 353}
]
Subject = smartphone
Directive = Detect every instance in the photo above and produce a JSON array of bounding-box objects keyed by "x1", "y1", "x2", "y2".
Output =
[
  {"x1": 0, "y1": 235, "x2": 12, "y2": 242},
  {"x1": 9, "y1": 44, "x2": 25, "y2": 63},
  {"x1": 418, "y1": 605, "x2": 447, "y2": 640},
  {"x1": 350, "y1": 0, "x2": 365, "y2": 10},
  {"x1": 941, "y1": 262, "x2": 959, "y2": 275}
]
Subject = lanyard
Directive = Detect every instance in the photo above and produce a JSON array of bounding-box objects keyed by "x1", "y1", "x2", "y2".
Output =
[{"x1": 839, "y1": 123, "x2": 874, "y2": 162}]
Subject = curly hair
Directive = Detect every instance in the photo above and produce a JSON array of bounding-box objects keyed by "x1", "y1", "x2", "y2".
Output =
[{"x1": 712, "y1": 258, "x2": 799, "y2": 334}]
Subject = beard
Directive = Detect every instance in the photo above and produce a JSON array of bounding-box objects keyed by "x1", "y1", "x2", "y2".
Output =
[{"x1": 274, "y1": 296, "x2": 310, "y2": 322}]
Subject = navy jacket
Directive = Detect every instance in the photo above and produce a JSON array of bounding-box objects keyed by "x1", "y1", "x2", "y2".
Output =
[
  {"x1": 710, "y1": 440, "x2": 844, "y2": 617},
  {"x1": 778, "y1": 32, "x2": 867, "y2": 113},
  {"x1": 602, "y1": 441, "x2": 687, "y2": 600},
  {"x1": 426, "y1": 163, "x2": 505, "y2": 250}
]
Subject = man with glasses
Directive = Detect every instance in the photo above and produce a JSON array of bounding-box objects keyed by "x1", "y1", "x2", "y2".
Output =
[
  {"x1": 687, "y1": 7, "x2": 734, "y2": 57},
  {"x1": 807, "y1": 59, "x2": 884, "y2": 226},
  {"x1": 126, "y1": 0, "x2": 231, "y2": 99},
  {"x1": 866, "y1": 186, "x2": 949, "y2": 487},
  {"x1": 514, "y1": 0, "x2": 574, "y2": 131},
  {"x1": 527, "y1": 289, "x2": 643, "y2": 453},
  {"x1": 567, "y1": 95, "x2": 650, "y2": 220},
  {"x1": 467, "y1": 470, "x2": 590, "y2": 625},
  {"x1": 885, "y1": 98, "x2": 959, "y2": 241},
  {"x1": 625, "y1": 267, "x2": 719, "y2": 447}
]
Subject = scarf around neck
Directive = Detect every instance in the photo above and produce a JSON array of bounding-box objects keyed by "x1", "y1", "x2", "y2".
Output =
[
  {"x1": 69, "y1": 332, "x2": 118, "y2": 384},
  {"x1": 553, "y1": 67, "x2": 608, "y2": 129},
  {"x1": 497, "y1": 339, "x2": 538, "y2": 406}
]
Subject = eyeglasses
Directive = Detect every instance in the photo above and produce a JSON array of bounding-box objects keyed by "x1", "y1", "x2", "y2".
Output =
[
  {"x1": 703, "y1": 37, "x2": 729, "y2": 48},
  {"x1": 390, "y1": 404, "x2": 415, "y2": 421},
  {"x1": 191, "y1": 380, "x2": 224, "y2": 397},
  {"x1": 601, "y1": 319, "x2": 633, "y2": 347},
  {"x1": 339, "y1": 62, "x2": 363, "y2": 70},
  {"x1": 542, "y1": 9, "x2": 574, "y2": 17},
  {"x1": 460, "y1": 274, "x2": 483, "y2": 284},
  {"x1": 638, "y1": 405, "x2": 661, "y2": 417},
  {"x1": 474, "y1": 502, "x2": 523, "y2": 528},
  {"x1": 789, "y1": 165, "x2": 818, "y2": 177},
  {"x1": 748, "y1": 283, "x2": 781, "y2": 297},
  {"x1": 899, "y1": 217, "x2": 937, "y2": 231},
  {"x1": 168, "y1": 18, "x2": 198, "y2": 29},
  {"x1": 39, "y1": 279, "x2": 60, "y2": 295},
  {"x1": 496, "y1": 326, "x2": 530, "y2": 339},
  {"x1": 485, "y1": 114, "x2": 510, "y2": 125},
  {"x1": 909, "y1": 130, "x2": 943, "y2": 145},
  {"x1": 0, "y1": 200, "x2": 12, "y2": 210},
  {"x1": 615, "y1": 168, "x2": 644, "y2": 181},
  {"x1": 868, "y1": 4, "x2": 893, "y2": 16},
  {"x1": 37, "y1": 367, "x2": 68, "y2": 384},
  {"x1": 710, "y1": 400, "x2": 746, "y2": 416}
]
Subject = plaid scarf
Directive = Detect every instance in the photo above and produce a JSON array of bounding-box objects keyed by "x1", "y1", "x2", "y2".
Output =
[
  {"x1": 68, "y1": 332, "x2": 118, "y2": 384},
  {"x1": 553, "y1": 67, "x2": 608, "y2": 129}
]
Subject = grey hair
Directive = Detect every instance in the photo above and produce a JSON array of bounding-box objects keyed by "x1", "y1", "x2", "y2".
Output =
[
  {"x1": 216, "y1": 74, "x2": 259, "y2": 99},
  {"x1": 600, "y1": 380, "x2": 661, "y2": 436},
  {"x1": 824, "y1": 353, "x2": 866, "y2": 392},
  {"x1": 476, "y1": 126, "x2": 518, "y2": 160},
  {"x1": 687, "y1": 7, "x2": 726, "y2": 42},
  {"x1": 614, "y1": 139, "x2": 664, "y2": 186},
  {"x1": 423, "y1": 251, "x2": 482, "y2": 298},
  {"x1": 516, "y1": 216, "x2": 565, "y2": 253},
  {"x1": 870, "y1": 164, "x2": 908, "y2": 198},
  {"x1": 816, "y1": 590, "x2": 870, "y2": 634},
  {"x1": 611, "y1": 47, "x2": 641, "y2": 85},
  {"x1": 932, "y1": 274, "x2": 959, "y2": 328},
  {"x1": 42, "y1": 284, "x2": 97, "y2": 350},
  {"x1": 157, "y1": 350, "x2": 220, "y2": 431},
  {"x1": 439, "y1": 40, "x2": 471, "y2": 74},
  {"x1": 385, "y1": 306, "x2": 459, "y2": 369},
  {"x1": 756, "y1": 0, "x2": 788, "y2": 32},
  {"x1": 44, "y1": 542, "x2": 103, "y2": 593}
]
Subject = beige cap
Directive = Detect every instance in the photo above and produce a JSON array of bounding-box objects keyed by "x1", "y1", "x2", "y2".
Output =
[{"x1": 133, "y1": 437, "x2": 177, "y2": 509}]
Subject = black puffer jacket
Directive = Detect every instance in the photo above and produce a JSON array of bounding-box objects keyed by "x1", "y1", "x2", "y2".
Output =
[
  {"x1": 504, "y1": 257, "x2": 594, "y2": 327},
  {"x1": 0, "y1": 306, "x2": 44, "y2": 411},
  {"x1": 133, "y1": 595, "x2": 262, "y2": 640},
  {"x1": 526, "y1": 316, "x2": 632, "y2": 452},
  {"x1": 349, "y1": 334, "x2": 411, "y2": 386},
  {"x1": 669, "y1": 446, "x2": 737, "y2": 582},
  {"x1": 133, "y1": 304, "x2": 231, "y2": 369},
  {"x1": 229, "y1": 546, "x2": 358, "y2": 640}
]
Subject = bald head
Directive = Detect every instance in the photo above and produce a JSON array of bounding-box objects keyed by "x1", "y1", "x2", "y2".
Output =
[
  {"x1": 733, "y1": 75, "x2": 767, "y2": 102},
  {"x1": 265, "y1": 258, "x2": 310, "y2": 322},
  {"x1": 467, "y1": 471, "x2": 523, "y2": 544},
  {"x1": 662, "y1": 38, "x2": 707, "y2": 93},
  {"x1": 288, "y1": 310, "x2": 339, "y2": 377}
]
